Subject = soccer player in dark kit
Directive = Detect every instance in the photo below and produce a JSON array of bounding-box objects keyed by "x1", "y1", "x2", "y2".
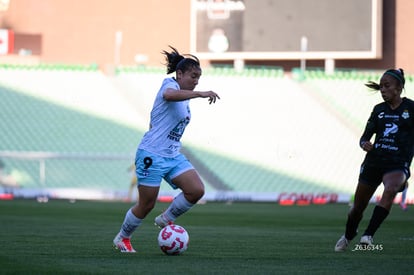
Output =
[{"x1": 335, "y1": 68, "x2": 414, "y2": 252}]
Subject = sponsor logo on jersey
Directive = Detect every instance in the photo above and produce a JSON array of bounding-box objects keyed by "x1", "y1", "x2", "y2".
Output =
[{"x1": 402, "y1": 110, "x2": 410, "y2": 119}]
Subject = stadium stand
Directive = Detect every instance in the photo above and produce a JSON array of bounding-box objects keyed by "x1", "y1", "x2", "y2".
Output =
[
  {"x1": 0, "y1": 67, "x2": 139, "y2": 195},
  {"x1": 116, "y1": 67, "x2": 361, "y2": 196},
  {"x1": 1, "y1": 65, "x2": 411, "y2": 201}
]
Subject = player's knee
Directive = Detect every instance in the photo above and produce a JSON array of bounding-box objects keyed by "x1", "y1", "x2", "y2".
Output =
[
  {"x1": 383, "y1": 184, "x2": 400, "y2": 196},
  {"x1": 145, "y1": 200, "x2": 157, "y2": 212},
  {"x1": 134, "y1": 199, "x2": 157, "y2": 217},
  {"x1": 381, "y1": 191, "x2": 397, "y2": 205},
  {"x1": 184, "y1": 185, "x2": 204, "y2": 203},
  {"x1": 194, "y1": 186, "x2": 205, "y2": 200}
]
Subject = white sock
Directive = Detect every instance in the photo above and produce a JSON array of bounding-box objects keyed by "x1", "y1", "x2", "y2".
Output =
[
  {"x1": 120, "y1": 208, "x2": 142, "y2": 238},
  {"x1": 163, "y1": 192, "x2": 194, "y2": 222}
]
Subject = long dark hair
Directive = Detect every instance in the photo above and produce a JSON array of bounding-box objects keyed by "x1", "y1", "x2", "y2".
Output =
[
  {"x1": 162, "y1": 45, "x2": 200, "y2": 74},
  {"x1": 365, "y1": 68, "x2": 405, "y2": 91}
]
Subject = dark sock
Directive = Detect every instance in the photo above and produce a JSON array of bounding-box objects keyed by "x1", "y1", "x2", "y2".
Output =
[
  {"x1": 344, "y1": 215, "x2": 359, "y2": 240},
  {"x1": 363, "y1": 205, "x2": 389, "y2": 237}
]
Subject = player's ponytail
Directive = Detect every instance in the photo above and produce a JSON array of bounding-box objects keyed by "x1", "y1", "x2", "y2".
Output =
[
  {"x1": 365, "y1": 68, "x2": 406, "y2": 91},
  {"x1": 365, "y1": 81, "x2": 380, "y2": 91},
  {"x1": 162, "y1": 46, "x2": 185, "y2": 74},
  {"x1": 162, "y1": 45, "x2": 200, "y2": 75}
]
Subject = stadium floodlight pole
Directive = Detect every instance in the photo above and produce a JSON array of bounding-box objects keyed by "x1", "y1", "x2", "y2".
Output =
[
  {"x1": 325, "y1": 58, "x2": 335, "y2": 75},
  {"x1": 300, "y1": 36, "x2": 308, "y2": 73}
]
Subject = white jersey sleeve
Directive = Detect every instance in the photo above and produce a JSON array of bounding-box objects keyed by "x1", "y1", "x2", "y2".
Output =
[{"x1": 138, "y1": 77, "x2": 191, "y2": 157}]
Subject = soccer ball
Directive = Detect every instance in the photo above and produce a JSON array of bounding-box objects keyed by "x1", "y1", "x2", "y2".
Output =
[{"x1": 157, "y1": 224, "x2": 189, "y2": 255}]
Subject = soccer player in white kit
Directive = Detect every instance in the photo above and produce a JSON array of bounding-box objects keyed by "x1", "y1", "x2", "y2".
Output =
[{"x1": 113, "y1": 46, "x2": 220, "y2": 252}]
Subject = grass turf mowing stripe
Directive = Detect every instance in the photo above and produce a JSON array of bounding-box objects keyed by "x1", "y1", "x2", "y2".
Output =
[{"x1": 0, "y1": 200, "x2": 413, "y2": 274}]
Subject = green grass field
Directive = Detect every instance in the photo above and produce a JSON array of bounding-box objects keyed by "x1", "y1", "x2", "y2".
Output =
[{"x1": 0, "y1": 200, "x2": 413, "y2": 274}]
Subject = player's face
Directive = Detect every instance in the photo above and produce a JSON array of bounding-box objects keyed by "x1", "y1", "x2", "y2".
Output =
[
  {"x1": 379, "y1": 74, "x2": 401, "y2": 103},
  {"x1": 177, "y1": 66, "x2": 202, "y2": 91}
]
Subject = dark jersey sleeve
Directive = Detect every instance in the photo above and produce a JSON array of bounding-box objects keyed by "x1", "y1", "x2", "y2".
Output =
[{"x1": 359, "y1": 106, "x2": 378, "y2": 147}]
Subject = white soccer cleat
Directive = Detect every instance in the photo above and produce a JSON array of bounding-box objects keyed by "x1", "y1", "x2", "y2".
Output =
[
  {"x1": 154, "y1": 213, "x2": 172, "y2": 229},
  {"x1": 113, "y1": 232, "x2": 136, "y2": 253},
  {"x1": 334, "y1": 235, "x2": 350, "y2": 252},
  {"x1": 359, "y1": 235, "x2": 373, "y2": 246}
]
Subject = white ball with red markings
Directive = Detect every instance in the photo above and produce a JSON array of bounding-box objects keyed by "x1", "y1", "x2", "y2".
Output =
[{"x1": 157, "y1": 224, "x2": 189, "y2": 255}]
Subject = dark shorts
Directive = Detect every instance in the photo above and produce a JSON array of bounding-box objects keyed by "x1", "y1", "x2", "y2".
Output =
[{"x1": 358, "y1": 162, "x2": 411, "y2": 189}]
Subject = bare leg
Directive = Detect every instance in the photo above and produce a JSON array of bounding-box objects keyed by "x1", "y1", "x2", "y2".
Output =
[
  {"x1": 172, "y1": 169, "x2": 205, "y2": 203},
  {"x1": 345, "y1": 183, "x2": 376, "y2": 240},
  {"x1": 131, "y1": 185, "x2": 160, "y2": 219},
  {"x1": 363, "y1": 171, "x2": 406, "y2": 237},
  {"x1": 114, "y1": 184, "x2": 160, "y2": 252},
  {"x1": 378, "y1": 171, "x2": 406, "y2": 211},
  {"x1": 161, "y1": 169, "x2": 205, "y2": 222}
]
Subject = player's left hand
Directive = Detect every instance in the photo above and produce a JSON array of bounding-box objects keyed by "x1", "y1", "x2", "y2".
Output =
[{"x1": 202, "y1": 91, "x2": 220, "y2": 104}]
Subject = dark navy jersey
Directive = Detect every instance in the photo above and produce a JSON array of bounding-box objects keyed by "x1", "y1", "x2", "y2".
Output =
[{"x1": 360, "y1": 97, "x2": 414, "y2": 166}]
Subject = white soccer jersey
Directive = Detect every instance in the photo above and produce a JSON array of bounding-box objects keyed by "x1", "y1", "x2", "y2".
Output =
[{"x1": 139, "y1": 77, "x2": 191, "y2": 157}]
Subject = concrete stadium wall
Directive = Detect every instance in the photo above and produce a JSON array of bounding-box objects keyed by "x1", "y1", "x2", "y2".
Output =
[
  {"x1": 0, "y1": 0, "x2": 192, "y2": 69},
  {"x1": 0, "y1": 0, "x2": 413, "y2": 73}
]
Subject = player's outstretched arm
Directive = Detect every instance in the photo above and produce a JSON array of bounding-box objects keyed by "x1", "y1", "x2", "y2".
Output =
[{"x1": 164, "y1": 88, "x2": 220, "y2": 104}]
